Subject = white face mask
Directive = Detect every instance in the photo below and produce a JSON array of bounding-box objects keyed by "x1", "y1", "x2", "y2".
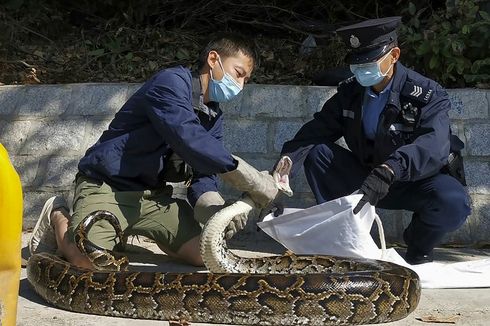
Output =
[{"x1": 349, "y1": 51, "x2": 394, "y2": 87}]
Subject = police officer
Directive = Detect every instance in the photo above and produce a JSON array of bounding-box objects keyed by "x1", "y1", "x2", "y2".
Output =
[
  {"x1": 280, "y1": 17, "x2": 471, "y2": 264},
  {"x1": 30, "y1": 33, "x2": 278, "y2": 269}
]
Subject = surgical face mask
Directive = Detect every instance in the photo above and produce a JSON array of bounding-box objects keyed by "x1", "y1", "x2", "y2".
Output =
[
  {"x1": 208, "y1": 56, "x2": 243, "y2": 102},
  {"x1": 350, "y1": 51, "x2": 394, "y2": 87}
]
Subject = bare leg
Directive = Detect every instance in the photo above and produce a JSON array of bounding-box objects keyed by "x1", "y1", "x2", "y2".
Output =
[
  {"x1": 157, "y1": 236, "x2": 204, "y2": 267},
  {"x1": 50, "y1": 208, "x2": 93, "y2": 269}
]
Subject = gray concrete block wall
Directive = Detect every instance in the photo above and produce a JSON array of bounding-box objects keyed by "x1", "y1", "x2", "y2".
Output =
[{"x1": 0, "y1": 83, "x2": 488, "y2": 245}]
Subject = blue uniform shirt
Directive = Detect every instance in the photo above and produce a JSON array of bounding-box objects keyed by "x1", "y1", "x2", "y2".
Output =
[
  {"x1": 362, "y1": 78, "x2": 393, "y2": 140},
  {"x1": 78, "y1": 66, "x2": 237, "y2": 206}
]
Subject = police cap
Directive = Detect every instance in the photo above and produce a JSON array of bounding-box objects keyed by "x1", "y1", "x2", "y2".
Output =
[{"x1": 336, "y1": 17, "x2": 401, "y2": 64}]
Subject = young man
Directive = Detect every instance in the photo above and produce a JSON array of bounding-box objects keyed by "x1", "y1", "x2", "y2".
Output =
[
  {"x1": 30, "y1": 33, "x2": 278, "y2": 268},
  {"x1": 279, "y1": 17, "x2": 471, "y2": 264}
]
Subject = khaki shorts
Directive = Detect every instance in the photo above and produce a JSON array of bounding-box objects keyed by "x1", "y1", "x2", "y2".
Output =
[{"x1": 67, "y1": 175, "x2": 201, "y2": 252}]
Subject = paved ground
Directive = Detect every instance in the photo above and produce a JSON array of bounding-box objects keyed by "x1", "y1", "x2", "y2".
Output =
[{"x1": 18, "y1": 231, "x2": 490, "y2": 326}]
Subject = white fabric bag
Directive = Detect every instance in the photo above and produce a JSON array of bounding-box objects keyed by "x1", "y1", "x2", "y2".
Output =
[{"x1": 258, "y1": 194, "x2": 386, "y2": 260}]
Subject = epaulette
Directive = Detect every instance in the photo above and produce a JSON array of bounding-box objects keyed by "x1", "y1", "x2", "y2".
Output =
[
  {"x1": 401, "y1": 80, "x2": 434, "y2": 104},
  {"x1": 338, "y1": 76, "x2": 356, "y2": 87}
]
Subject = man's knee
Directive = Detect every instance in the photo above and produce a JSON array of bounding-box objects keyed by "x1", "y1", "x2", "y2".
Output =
[
  {"x1": 430, "y1": 177, "x2": 471, "y2": 230},
  {"x1": 304, "y1": 143, "x2": 334, "y2": 172},
  {"x1": 68, "y1": 216, "x2": 118, "y2": 250}
]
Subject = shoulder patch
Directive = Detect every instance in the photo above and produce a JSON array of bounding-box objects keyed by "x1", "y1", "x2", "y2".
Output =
[{"x1": 401, "y1": 81, "x2": 434, "y2": 104}]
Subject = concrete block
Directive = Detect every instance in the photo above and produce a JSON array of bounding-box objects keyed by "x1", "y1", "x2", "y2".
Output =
[
  {"x1": 0, "y1": 86, "x2": 26, "y2": 115},
  {"x1": 21, "y1": 191, "x2": 62, "y2": 229},
  {"x1": 43, "y1": 156, "x2": 79, "y2": 188},
  {"x1": 17, "y1": 85, "x2": 72, "y2": 116},
  {"x1": 223, "y1": 120, "x2": 268, "y2": 153},
  {"x1": 220, "y1": 91, "x2": 244, "y2": 117},
  {"x1": 21, "y1": 119, "x2": 87, "y2": 155},
  {"x1": 273, "y1": 121, "x2": 304, "y2": 152},
  {"x1": 237, "y1": 85, "x2": 335, "y2": 118},
  {"x1": 443, "y1": 214, "x2": 474, "y2": 245},
  {"x1": 83, "y1": 119, "x2": 112, "y2": 150},
  {"x1": 0, "y1": 120, "x2": 39, "y2": 154},
  {"x1": 289, "y1": 167, "x2": 311, "y2": 193},
  {"x1": 305, "y1": 87, "x2": 337, "y2": 116},
  {"x1": 469, "y1": 195, "x2": 490, "y2": 243},
  {"x1": 465, "y1": 123, "x2": 490, "y2": 156},
  {"x1": 127, "y1": 83, "x2": 142, "y2": 98},
  {"x1": 22, "y1": 190, "x2": 72, "y2": 229},
  {"x1": 450, "y1": 122, "x2": 468, "y2": 156},
  {"x1": 240, "y1": 156, "x2": 276, "y2": 172},
  {"x1": 448, "y1": 89, "x2": 489, "y2": 119},
  {"x1": 67, "y1": 84, "x2": 130, "y2": 116},
  {"x1": 23, "y1": 191, "x2": 47, "y2": 229},
  {"x1": 10, "y1": 155, "x2": 40, "y2": 187},
  {"x1": 448, "y1": 195, "x2": 490, "y2": 244},
  {"x1": 465, "y1": 160, "x2": 490, "y2": 195},
  {"x1": 376, "y1": 209, "x2": 405, "y2": 242}
]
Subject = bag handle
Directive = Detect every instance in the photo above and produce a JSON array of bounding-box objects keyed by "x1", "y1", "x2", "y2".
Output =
[
  {"x1": 352, "y1": 191, "x2": 387, "y2": 260},
  {"x1": 373, "y1": 212, "x2": 387, "y2": 260}
]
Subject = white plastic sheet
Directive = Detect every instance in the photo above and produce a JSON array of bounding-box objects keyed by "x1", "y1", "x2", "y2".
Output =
[{"x1": 258, "y1": 194, "x2": 490, "y2": 289}]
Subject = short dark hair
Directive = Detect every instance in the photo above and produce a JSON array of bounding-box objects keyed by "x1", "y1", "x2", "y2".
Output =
[{"x1": 198, "y1": 33, "x2": 257, "y2": 71}]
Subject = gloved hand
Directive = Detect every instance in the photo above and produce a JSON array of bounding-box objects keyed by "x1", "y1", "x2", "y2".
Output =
[
  {"x1": 255, "y1": 201, "x2": 284, "y2": 232},
  {"x1": 220, "y1": 155, "x2": 278, "y2": 208},
  {"x1": 270, "y1": 202, "x2": 285, "y2": 217},
  {"x1": 353, "y1": 164, "x2": 395, "y2": 214},
  {"x1": 258, "y1": 200, "x2": 284, "y2": 222},
  {"x1": 194, "y1": 192, "x2": 249, "y2": 240},
  {"x1": 224, "y1": 211, "x2": 249, "y2": 240}
]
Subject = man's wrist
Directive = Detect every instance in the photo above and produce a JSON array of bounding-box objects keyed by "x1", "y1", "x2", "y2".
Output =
[
  {"x1": 380, "y1": 163, "x2": 395, "y2": 177},
  {"x1": 374, "y1": 163, "x2": 395, "y2": 185}
]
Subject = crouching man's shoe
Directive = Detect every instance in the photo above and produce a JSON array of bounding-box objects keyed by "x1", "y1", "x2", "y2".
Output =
[
  {"x1": 405, "y1": 250, "x2": 434, "y2": 265},
  {"x1": 29, "y1": 196, "x2": 68, "y2": 255}
]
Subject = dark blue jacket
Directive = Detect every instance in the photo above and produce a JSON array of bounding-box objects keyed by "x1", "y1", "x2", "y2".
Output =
[
  {"x1": 282, "y1": 62, "x2": 455, "y2": 182},
  {"x1": 78, "y1": 66, "x2": 236, "y2": 206}
]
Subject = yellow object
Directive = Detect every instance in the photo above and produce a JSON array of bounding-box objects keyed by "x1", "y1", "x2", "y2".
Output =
[{"x1": 0, "y1": 143, "x2": 23, "y2": 326}]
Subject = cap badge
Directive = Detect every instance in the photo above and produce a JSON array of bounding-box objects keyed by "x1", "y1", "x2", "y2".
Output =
[{"x1": 350, "y1": 35, "x2": 360, "y2": 48}]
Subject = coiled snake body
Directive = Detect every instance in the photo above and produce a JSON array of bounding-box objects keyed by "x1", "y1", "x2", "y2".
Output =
[{"x1": 27, "y1": 193, "x2": 420, "y2": 325}]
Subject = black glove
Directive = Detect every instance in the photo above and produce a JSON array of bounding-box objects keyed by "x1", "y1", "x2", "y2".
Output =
[
  {"x1": 266, "y1": 201, "x2": 284, "y2": 217},
  {"x1": 256, "y1": 201, "x2": 284, "y2": 231},
  {"x1": 353, "y1": 164, "x2": 395, "y2": 214}
]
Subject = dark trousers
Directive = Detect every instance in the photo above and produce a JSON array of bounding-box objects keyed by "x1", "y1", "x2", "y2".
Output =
[{"x1": 303, "y1": 143, "x2": 471, "y2": 255}]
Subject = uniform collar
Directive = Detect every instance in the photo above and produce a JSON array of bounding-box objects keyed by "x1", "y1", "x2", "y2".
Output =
[
  {"x1": 385, "y1": 62, "x2": 408, "y2": 110},
  {"x1": 191, "y1": 75, "x2": 219, "y2": 118},
  {"x1": 366, "y1": 77, "x2": 394, "y2": 98}
]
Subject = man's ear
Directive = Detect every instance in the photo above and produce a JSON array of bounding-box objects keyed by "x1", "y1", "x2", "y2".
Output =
[
  {"x1": 207, "y1": 50, "x2": 219, "y2": 70},
  {"x1": 391, "y1": 47, "x2": 401, "y2": 63}
]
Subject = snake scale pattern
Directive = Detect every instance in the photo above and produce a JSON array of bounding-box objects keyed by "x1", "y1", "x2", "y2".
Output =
[{"x1": 27, "y1": 196, "x2": 420, "y2": 325}]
